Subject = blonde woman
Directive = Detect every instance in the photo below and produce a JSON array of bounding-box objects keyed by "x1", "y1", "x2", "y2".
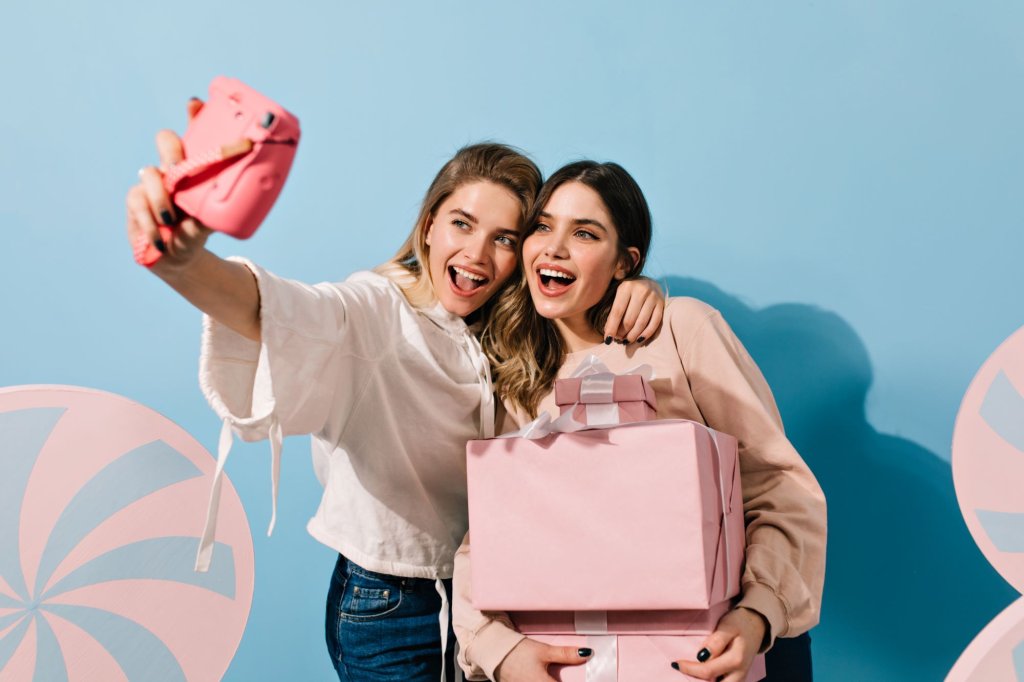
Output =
[{"x1": 454, "y1": 161, "x2": 826, "y2": 682}]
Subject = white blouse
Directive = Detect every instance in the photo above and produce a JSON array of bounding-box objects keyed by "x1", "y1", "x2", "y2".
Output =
[{"x1": 194, "y1": 259, "x2": 494, "y2": 581}]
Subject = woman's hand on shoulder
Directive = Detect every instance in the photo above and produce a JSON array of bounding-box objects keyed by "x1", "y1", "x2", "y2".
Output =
[
  {"x1": 670, "y1": 607, "x2": 766, "y2": 681},
  {"x1": 494, "y1": 638, "x2": 592, "y2": 682},
  {"x1": 125, "y1": 98, "x2": 212, "y2": 279},
  {"x1": 604, "y1": 276, "x2": 665, "y2": 345}
]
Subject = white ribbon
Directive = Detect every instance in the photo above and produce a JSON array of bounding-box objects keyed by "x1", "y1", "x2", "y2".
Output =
[
  {"x1": 195, "y1": 419, "x2": 234, "y2": 572},
  {"x1": 267, "y1": 418, "x2": 283, "y2": 536},
  {"x1": 196, "y1": 416, "x2": 283, "y2": 572},
  {"x1": 585, "y1": 635, "x2": 618, "y2": 682},
  {"x1": 583, "y1": 402, "x2": 620, "y2": 426},
  {"x1": 499, "y1": 407, "x2": 587, "y2": 440},
  {"x1": 575, "y1": 611, "x2": 609, "y2": 635},
  {"x1": 435, "y1": 577, "x2": 450, "y2": 682},
  {"x1": 568, "y1": 354, "x2": 653, "y2": 383},
  {"x1": 578, "y1": 372, "x2": 616, "y2": 401},
  {"x1": 580, "y1": 373, "x2": 618, "y2": 424}
]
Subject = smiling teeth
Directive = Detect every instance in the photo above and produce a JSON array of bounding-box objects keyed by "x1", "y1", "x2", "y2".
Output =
[
  {"x1": 539, "y1": 268, "x2": 575, "y2": 281},
  {"x1": 453, "y1": 266, "x2": 486, "y2": 281}
]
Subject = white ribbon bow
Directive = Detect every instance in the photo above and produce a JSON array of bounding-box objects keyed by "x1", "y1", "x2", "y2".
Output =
[{"x1": 502, "y1": 355, "x2": 654, "y2": 440}]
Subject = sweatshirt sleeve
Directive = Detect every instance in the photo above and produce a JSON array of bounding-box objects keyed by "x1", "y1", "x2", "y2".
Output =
[
  {"x1": 199, "y1": 258, "x2": 396, "y2": 442},
  {"x1": 676, "y1": 307, "x2": 827, "y2": 645},
  {"x1": 454, "y1": 532, "x2": 525, "y2": 681}
]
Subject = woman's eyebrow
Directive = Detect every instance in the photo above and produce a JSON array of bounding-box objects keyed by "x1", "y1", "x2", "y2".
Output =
[
  {"x1": 537, "y1": 210, "x2": 607, "y2": 233},
  {"x1": 572, "y1": 217, "x2": 608, "y2": 233},
  {"x1": 450, "y1": 208, "x2": 478, "y2": 222}
]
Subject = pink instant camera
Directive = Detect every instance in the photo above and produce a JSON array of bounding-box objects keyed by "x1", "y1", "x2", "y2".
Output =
[{"x1": 135, "y1": 76, "x2": 300, "y2": 267}]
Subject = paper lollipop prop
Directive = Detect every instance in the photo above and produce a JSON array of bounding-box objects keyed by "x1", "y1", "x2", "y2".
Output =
[
  {"x1": 0, "y1": 386, "x2": 254, "y2": 681},
  {"x1": 947, "y1": 326, "x2": 1024, "y2": 680}
]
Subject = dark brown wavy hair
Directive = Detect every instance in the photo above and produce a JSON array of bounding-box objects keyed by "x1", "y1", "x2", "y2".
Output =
[{"x1": 482, "y1": 160, "x2": 652, "y2": 416}]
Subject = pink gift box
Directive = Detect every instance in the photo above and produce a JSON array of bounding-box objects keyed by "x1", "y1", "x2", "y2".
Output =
[
  {"x1": 554, "y1": 374, "x2": 657, "y2": 425},
  {"x1": 529, "y1": 633, "x2": 766, "y2": 682},
  {"x1": 467, "y1": 419, "x2": 744, "y2": 615}
]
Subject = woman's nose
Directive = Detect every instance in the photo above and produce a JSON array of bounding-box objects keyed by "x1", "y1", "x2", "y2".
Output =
[
  {"x1": 544, "y1": 231, "x2": 570, "y2": 258},
  {"x1": 463, "y1": 232, "x2": 489, "y2": 262}
]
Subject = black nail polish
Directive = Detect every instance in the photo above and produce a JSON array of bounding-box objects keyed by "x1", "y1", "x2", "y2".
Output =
[
  {"x1": 618, "y1": 339, "x2": 627, "y2": 345},
  {"x1": 697, "y1": 648, "x2": 711, "y2": 663},
  {"x1": 578, "y1": 648, "x2": 593, "y2": 658},
  {"x1": 604, "y1": 336, "x2": 612, "y2": 345},
  {"x1": 159, "y1": 209, "x2": 175, "y2": 226},
  {"x1": 671, "y1": 662, "x2": 680, "y2": 670},
  {"x1": 637, "y1": 336, "x2": 646, "y2": 344},
  {"x1": 154, "y1": 238, "x2": 168, "y2": 254}
]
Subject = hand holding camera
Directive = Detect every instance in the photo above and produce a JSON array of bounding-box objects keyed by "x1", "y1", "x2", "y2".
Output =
[{"x1": 126, "y1": 77, "x2": 300, "y2": 270}]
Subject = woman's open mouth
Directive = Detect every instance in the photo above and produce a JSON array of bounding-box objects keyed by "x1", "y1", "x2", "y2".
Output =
[
  {"x1": 537, "y1": 267, "x2": 576, "y2": 296},
  {"x1": 448, "y1": 265, "x2": 490, "y2": 297}
]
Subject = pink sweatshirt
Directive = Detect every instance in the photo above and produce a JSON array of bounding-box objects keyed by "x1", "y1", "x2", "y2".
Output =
[{"x1": 454, "y1": 297, "x2": 827, "y2": 680}]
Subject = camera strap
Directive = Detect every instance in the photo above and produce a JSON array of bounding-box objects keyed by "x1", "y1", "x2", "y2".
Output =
[{"x1": 162, "y1": 138, "x2": 255, "y2": 194}]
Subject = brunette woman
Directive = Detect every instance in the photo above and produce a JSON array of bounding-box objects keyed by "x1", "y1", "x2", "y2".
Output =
[{"x1": 454, "y1": 161, "x2": 826, "y2": 682}]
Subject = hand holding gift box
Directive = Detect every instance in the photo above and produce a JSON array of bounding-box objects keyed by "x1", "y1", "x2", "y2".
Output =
[{"x1": 518, "y1": 632, "x2": 764, "y2": 682}]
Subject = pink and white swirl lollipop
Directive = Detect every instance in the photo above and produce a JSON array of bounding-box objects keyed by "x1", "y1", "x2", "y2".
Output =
[
  {"x1": 949, "y1": 326, "x2": 1024, "y2": 680},
  {"x1": 0, "y1": 385, "x2": 254, "y2": 682}
]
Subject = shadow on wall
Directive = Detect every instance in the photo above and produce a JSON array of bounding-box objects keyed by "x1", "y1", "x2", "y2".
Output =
[{"x1": 661, "y1": 276, "x2": 1018, "y2": 681}]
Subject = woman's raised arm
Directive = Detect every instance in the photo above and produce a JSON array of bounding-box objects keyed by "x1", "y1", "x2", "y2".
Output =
[{"x1": 125, "y1": 100, "x2": 261, "y2": 341}]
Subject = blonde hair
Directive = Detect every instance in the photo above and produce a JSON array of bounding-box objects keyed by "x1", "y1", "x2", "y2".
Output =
[
  {"x1": 483, "y1": 161, "x2": 652, "y2": 416},
  {"x1": 375, "y1": 143, "x2": 542, "y2": 313}
]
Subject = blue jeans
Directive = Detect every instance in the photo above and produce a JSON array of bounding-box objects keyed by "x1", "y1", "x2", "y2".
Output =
[{"x1": 325, "y1": 554, "x2": 455, "y2": 682}]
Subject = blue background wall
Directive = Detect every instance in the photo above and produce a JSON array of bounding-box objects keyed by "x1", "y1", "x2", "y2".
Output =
[{"x1": 1, "y1": 1, "x2": 1021, "y2": 679}]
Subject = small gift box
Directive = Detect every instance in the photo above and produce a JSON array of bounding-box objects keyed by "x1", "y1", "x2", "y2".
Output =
[{"x1": 554, "y1": 371, "x2": 657, "y2": 426}]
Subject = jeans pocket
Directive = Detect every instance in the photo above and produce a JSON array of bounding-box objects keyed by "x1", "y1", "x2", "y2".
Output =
[{"x1": 339, "y1": 569, "x2": 403, "y2": 621}]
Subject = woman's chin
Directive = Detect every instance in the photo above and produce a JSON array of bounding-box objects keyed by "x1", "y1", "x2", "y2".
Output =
[
  {"x1": 436, "y1": 289, "x2": 484, "y2": 318},
  {"x1": 531, "y1": 298, "x2": 574, "y2": 321}
]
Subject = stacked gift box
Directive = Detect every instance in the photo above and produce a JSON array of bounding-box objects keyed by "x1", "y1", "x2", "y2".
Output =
[{"x1": 467, "y1": 359, "x2": 765, "y2": 682}]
